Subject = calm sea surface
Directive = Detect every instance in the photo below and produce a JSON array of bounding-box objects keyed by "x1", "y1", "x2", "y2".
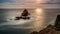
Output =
[{"x1": 0, "y1": 9, "x2": 60, "y2": 34}]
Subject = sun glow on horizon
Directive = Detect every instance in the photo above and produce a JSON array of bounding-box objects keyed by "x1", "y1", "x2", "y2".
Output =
[{"x1": 35, "y1": 8, "x2": 43, "y2": 15}]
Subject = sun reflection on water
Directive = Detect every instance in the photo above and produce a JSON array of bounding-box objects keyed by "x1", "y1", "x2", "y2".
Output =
[{"x1": 32, "y1": 8, "x2": 46, "y2": 31}]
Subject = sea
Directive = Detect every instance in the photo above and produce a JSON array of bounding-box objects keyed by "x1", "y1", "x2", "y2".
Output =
[{"x1": 0, "y1": 9, "x2": 60, "y2": 34}]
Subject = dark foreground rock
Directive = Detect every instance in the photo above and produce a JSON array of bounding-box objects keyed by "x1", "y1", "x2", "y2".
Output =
[
  {"x1": 30, "y1": 31, "x2": 39, "y2": 34},
  {"x1": 30, "y1": 25, "x2": 58, "y2": 34}
]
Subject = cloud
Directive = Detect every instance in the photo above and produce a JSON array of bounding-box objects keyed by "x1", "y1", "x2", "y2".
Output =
[{"x1": 0, "y1": 0, "x2": 60, "y2": 9}]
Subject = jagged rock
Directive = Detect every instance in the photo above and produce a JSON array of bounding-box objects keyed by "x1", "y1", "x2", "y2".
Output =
[
  {"x1": 21, "y1": 9, "x2": 30, "y2": 16},
  {"x1": 14, "y1": 9, "x2": 30, "y2": 20},
  {"x1": 30, "y1": 31, "x2": 39, "y2": 34},
  {"x1": 30, "y1": 25, "x2": 58, "y2": 34},
  {"x1": 39, "y1": 25, "x2": 58, "y2": 34}
]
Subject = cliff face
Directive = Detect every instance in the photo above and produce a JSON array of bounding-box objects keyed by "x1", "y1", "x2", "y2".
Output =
[{"x1": 30, "y1": 25, "x2": 58, "y2": 34}]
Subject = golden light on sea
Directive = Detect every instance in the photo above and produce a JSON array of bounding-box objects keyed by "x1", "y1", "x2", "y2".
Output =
[{"x1": 32, "y1": 8, "x2": 46, "y2": 31}]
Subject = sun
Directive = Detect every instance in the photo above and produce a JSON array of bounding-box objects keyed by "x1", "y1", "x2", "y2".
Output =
[{"x1": 35, "y1": 8, "x2": 43, "y2": 15}]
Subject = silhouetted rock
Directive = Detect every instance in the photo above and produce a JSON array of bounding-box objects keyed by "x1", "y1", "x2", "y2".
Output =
[
  {"x1": 39, "y1": 24, "x2": 57, "y2": 34},
  {"x1": 14, "y1": 9, "x2": 30, "y2": 20},
  {"x1": 30, "y1": 24, "x2": 58, "y2": 34},
  {"x1": 30, "y1": 31, "x2": 39, "y2": 34},
  {"x1": 22, "y1": 17, "x2": 30, "y2": 20},
  {"x1": 55, "y1": 15, "x2": 60, "y2": 31},
  {"x1": 15, "y1": 17, "x2": 22, "y2": 20},
  {"x1": 21, "y1": 9, "x2": 30, "y2": 16}
]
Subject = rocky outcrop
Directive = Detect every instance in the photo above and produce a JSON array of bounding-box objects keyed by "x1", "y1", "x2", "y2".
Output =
[
  {"x1": 30, "y1": 31, "x2": 39, "y2": 34},
  {"x1": 30, "y1": 25, "x2": 58, "y2": 34}
]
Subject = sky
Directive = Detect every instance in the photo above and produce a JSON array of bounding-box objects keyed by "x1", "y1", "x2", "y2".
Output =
[
  {"x1": 0, "y1": 0, "x2": 60, "y2": 9},
  {"x1": 0, "y1": 0, "x2": 13, "y2": 3},
  {"x1": 0, "y1": 0, "x2": 60, "y2": 32}
]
